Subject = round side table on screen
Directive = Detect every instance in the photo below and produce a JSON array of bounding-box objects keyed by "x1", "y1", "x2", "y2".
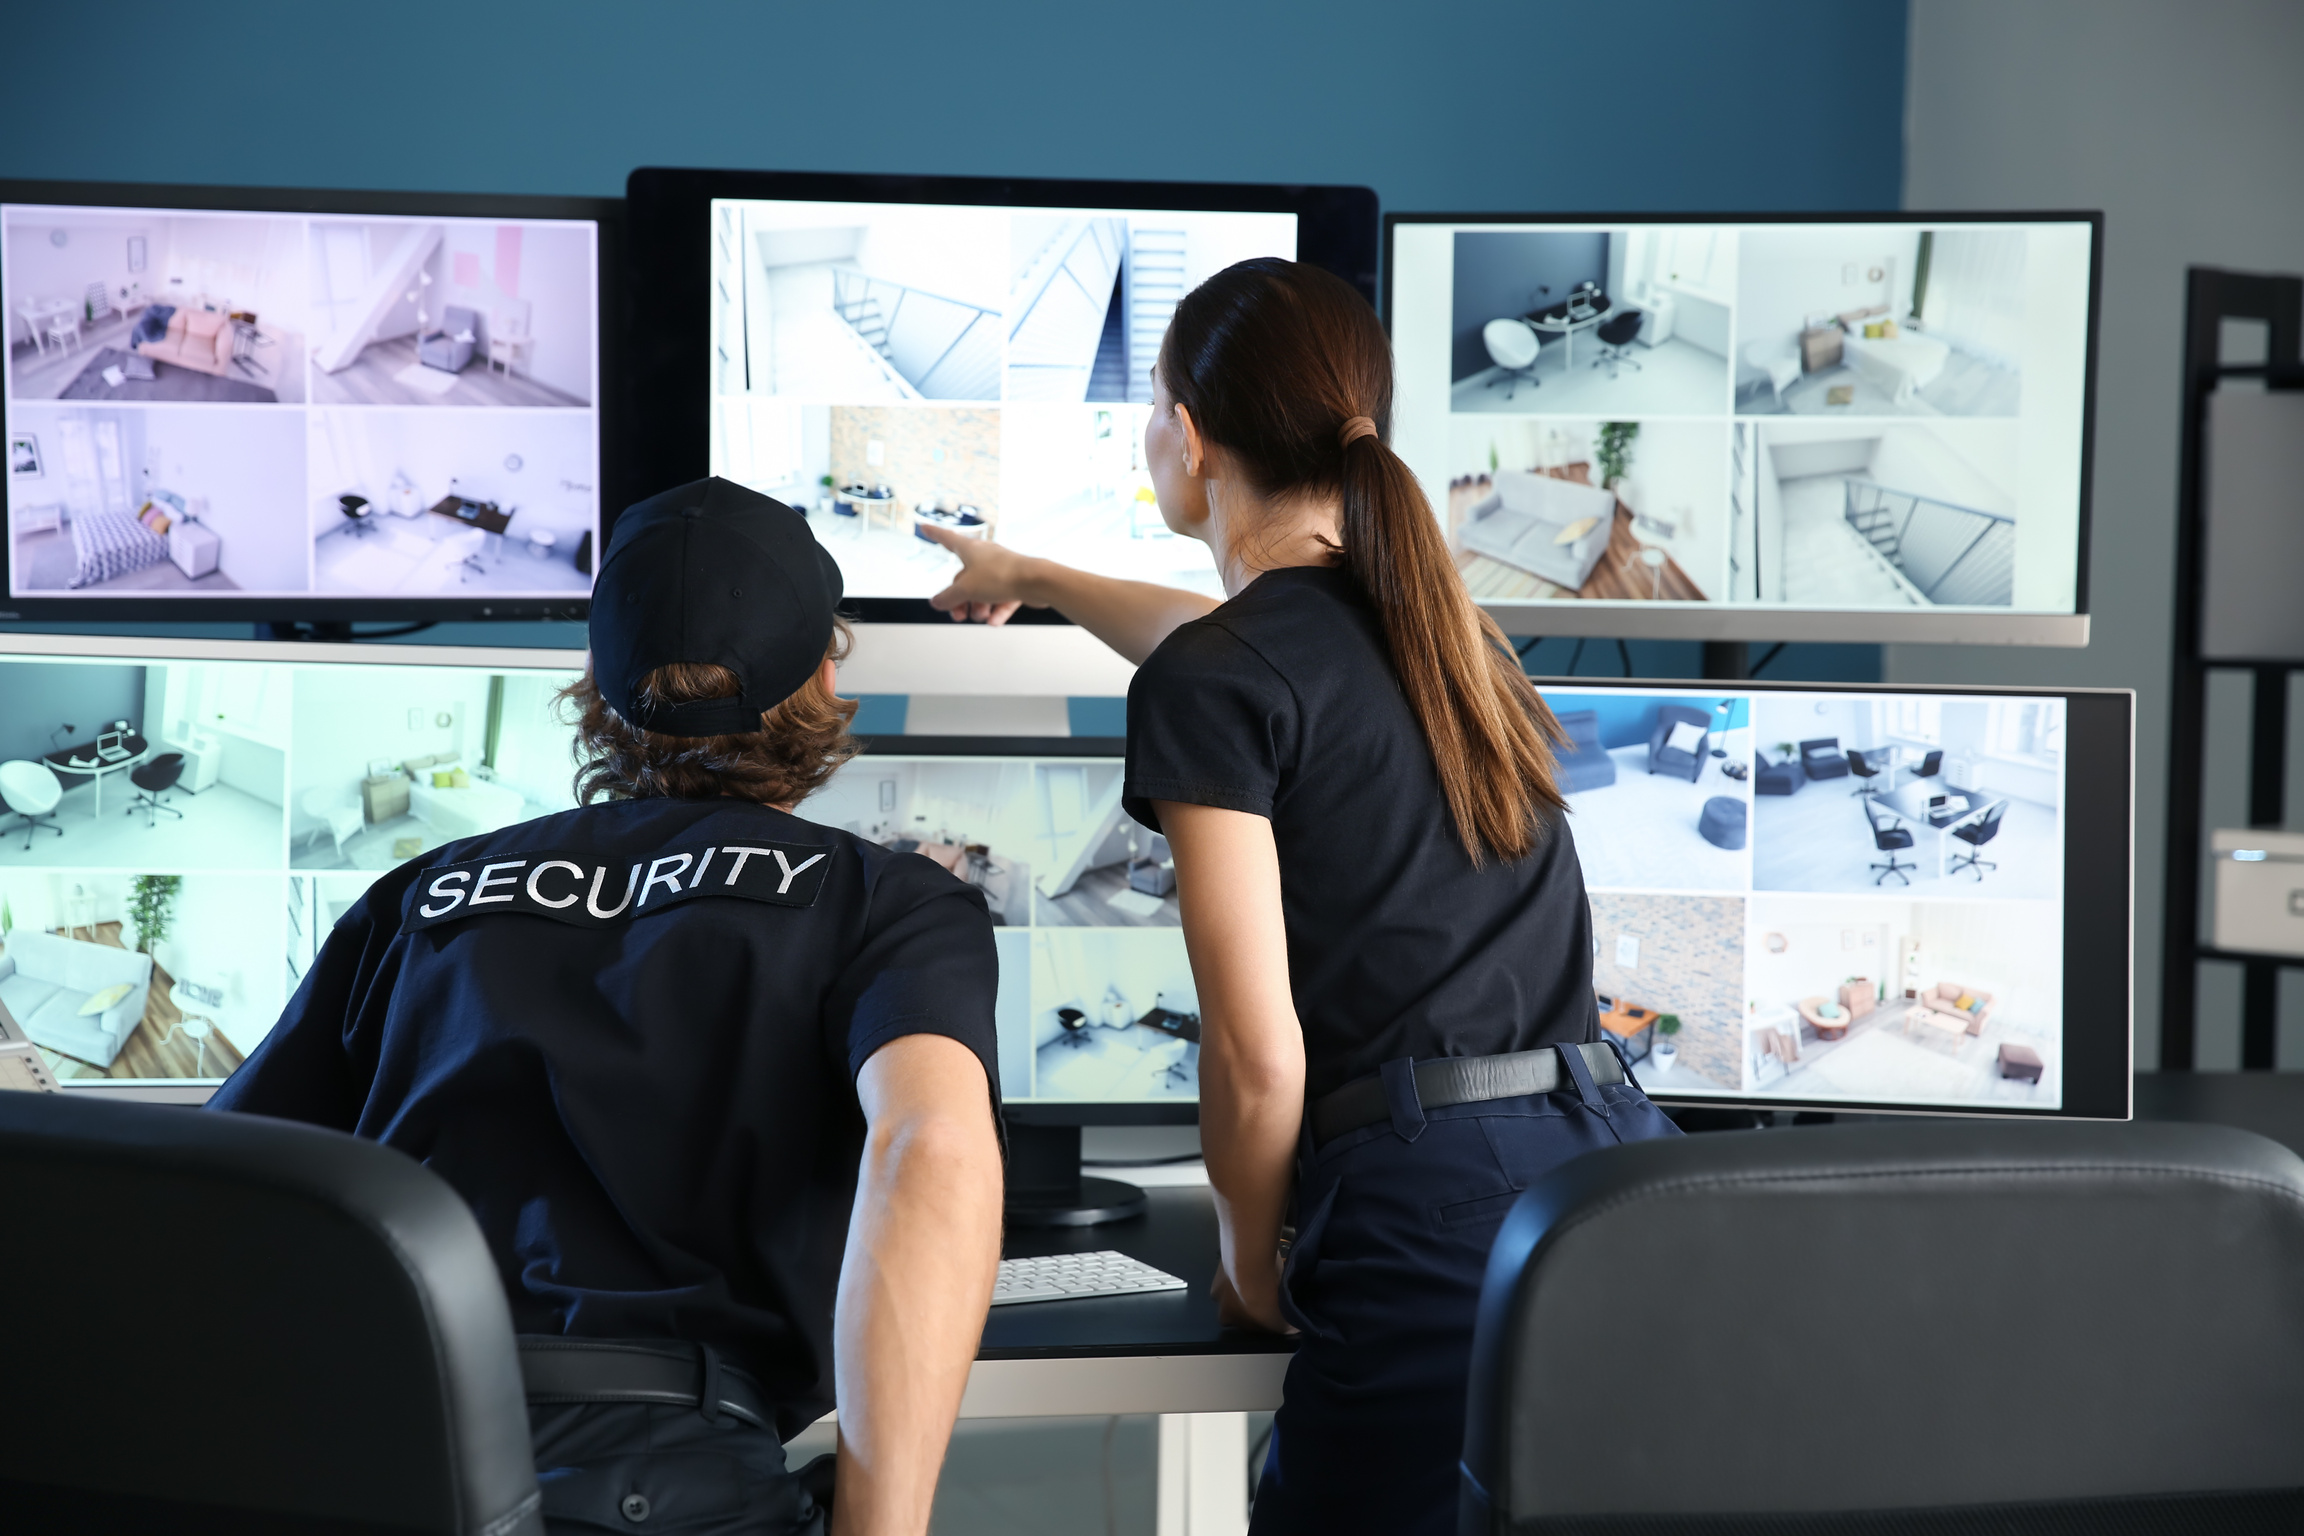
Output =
[{"x1": 166, "y1": 980, "x2": 220, "y2": 1077}]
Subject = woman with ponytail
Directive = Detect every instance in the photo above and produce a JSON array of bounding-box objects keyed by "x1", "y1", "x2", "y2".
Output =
[{"x1": 921, "y1": 258, "x2": 1678, "y2": 1534}]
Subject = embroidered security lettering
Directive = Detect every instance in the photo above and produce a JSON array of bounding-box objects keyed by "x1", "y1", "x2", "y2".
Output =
[{"x1": 405, "y1": 837, "x2": 833, "y2": 932}]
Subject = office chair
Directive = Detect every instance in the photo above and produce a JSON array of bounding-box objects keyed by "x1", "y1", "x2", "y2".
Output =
[
  {"x1": 1914, "y1": 748, "x2": 1944, "y2": 780},
  {"x1": 0, "y1": 759, "x2": 65, "y2": 851},
  {"x1": 0, "y1": 1090, "x2": 542, "y2": 1536},
  {"x1": 1482, "y1": 318, "x2": 1543, "y2": 399},
  {"x1": 1863, "y1": 797, "x2": 1915, "y2": 885},
  {"x1": 1460, "y1": 1120, "x2": 2304, "y2": 1536},
  {"x1": 1847, "y1": 747, "x2": 1883, "y2": 796},
  {"x1": 1589, "y1": 309, "x2": 1644, "y2": 377},
  {"x1": 126, "y1": 751, "x2": 186, "y2": 827},
  {"x1": 1949, "y1": 798, "x2": 2007, "y2": 881}
]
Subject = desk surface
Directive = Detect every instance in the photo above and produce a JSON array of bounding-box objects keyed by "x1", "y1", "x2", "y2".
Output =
[
  {"x1": 44, "y1": 733, "x2": 150, "y2": 775},
  {"x1": 1871, "y1": 780, "x2": 1977, "y2": 827},
  {"x1": 429, "y1": 496, "x2": 513, "y2": 535},
  {"x1": 963, "y1": 1182, "x2": 1293, "y2": 1418}
]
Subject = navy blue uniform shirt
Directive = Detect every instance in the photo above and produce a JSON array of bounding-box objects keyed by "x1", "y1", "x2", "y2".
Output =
[{"x1": 211, "y1": 795, "x2": 1001, "y2": 1438}]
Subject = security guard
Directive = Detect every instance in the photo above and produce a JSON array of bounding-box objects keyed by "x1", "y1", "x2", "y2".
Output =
[{"x1": 213, "y1": 478, "x2": 1005, "y2": 1536}]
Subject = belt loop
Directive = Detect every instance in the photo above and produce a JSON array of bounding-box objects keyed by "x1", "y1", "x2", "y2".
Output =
[
  {"x1": 697, "y1": 1342, "x2": 723, "y2": 1426},
  {"x1": 1557, "y1": 1042, "x2": 1612, "y2": 1119},
  {"x1": 1380, "y1": 1057, "x2": 1427, "y2": 1143}
]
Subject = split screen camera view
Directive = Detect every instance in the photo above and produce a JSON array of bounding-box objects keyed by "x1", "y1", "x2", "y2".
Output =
[
  {"x1": 706, "y1": 198, "x2": 1298, "y2": 599},
  {"x1": 1389, "y1": 221, "x2": 2094, "y2": 618},
  {"x1": 4, "y1": 202, "x2": 601, "y2": 599},
  {"x1": 0, "y1": 649, "x2": 2066, "y2": 1115}
]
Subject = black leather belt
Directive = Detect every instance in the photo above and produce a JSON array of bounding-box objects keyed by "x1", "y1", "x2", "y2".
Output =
[
  {"x1": 1310, "y1": 1042, "x2": 1627, "y2": 1148},
  {"x1": 518, "y1": 1337, "x2": 774, "y2": 1432}
]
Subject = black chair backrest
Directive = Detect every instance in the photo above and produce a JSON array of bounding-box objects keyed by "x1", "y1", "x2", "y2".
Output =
[
  {"x1": 1967, "y1": 798, "x2": 2008, "y2": 842},
  {"x1": 1597, "y1": 309, "x2": 1643, "y2": 345},
  {"x1": 133, "y1": 752, "x2": 185, "y2": 792},
  {"x1": 0, "y1": 1092, "x2": 541, "y2": 1536},
  {"x1": 1863, "y1": 798, "x2": 1910, "y2": 848},
  {"x1": 1461, "y1": 1121, "x2": 2304, "y2": 1533},
  {"x1": 1847, "y1": 748, "x2": 1872, "y2": 774},
  {"x1": 1918, "y1": 748, "x2": 1944, "y2": 775}
]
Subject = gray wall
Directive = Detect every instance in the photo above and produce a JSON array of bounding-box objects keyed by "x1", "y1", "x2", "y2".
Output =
[
  {"x1": 1450, "y1": 230, "x2": 1608, "y2": 381},
  {"x1": 1894, "y1": 0, "x2": 2304, "y2": 1069}
]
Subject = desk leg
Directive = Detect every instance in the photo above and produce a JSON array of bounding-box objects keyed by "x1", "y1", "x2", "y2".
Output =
[{"x1": 1157, "y1": 1412, "x2": 1249, "y2": 1536}]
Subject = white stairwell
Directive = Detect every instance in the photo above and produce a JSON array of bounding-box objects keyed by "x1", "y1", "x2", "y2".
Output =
[{"x1": 1125, "y1": 228, "x2": 1188, "y2": 405}]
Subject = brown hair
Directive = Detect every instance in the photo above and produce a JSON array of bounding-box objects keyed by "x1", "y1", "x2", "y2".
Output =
[
  {"x1": 1158, "y1": 258, "x2": 1564, "y2": 864},
  {"x1": 563, "y1": 618, "x2": 858, "y2": 806}
]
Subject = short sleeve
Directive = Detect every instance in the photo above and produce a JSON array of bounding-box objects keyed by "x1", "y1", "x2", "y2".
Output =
[
  {"x1": 1123, "y1": 621, "x2": 1296, "y2": 832},
  {"x1": 827, "y1": 855, "x2": 1002, "y2": 1104}
]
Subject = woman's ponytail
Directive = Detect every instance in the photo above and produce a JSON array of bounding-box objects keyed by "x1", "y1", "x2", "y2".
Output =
[{"x1": 1161, "y1": 260, "x2": 1565, "y2": 864}]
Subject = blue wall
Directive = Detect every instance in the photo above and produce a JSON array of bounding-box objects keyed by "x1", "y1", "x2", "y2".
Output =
[
  {"x1": 1539, "y1": 691, "x2": 1742, "y2": 751},
  {"x1": 0, "y1": 0, "x2": 1905, "y2": 686},
  {"x1": 0, "y1": 661, "x2": 143, "y2": 769},
  {"x1": 1451, "y1": 230, "x2": 1609, "y2": 382}
]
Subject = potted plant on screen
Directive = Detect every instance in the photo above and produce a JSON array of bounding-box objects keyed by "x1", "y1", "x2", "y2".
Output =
[
  {"x1": 1653, "y1": 1013, "x2": 1681, "y2": 1071},
  {"x1": 1596, "y1": 421, "x2": 1639, "y2": 492},
  {"x1": 128, "y1": 875, "x2": 182, "y2": 957}
]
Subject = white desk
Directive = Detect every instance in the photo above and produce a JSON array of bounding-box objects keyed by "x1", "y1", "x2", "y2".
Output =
[
  {"x1": 16, "y1": 298, "x2": 76, "y2": 355},
  {"x1": 44, "y1": 735, "x2": 151, "y2": 818}
]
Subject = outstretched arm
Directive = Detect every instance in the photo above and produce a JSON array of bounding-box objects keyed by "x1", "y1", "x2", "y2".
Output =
[
  {"x1": 834, "y1": 1032, "x2": 1004, "y2": 1535},
  {"x1": 1157, "y1": 800, "x2": 1304, "y2": 1332},
  {"x1": 917, "y1": 524, "x2": 1217, "y2": 667}
]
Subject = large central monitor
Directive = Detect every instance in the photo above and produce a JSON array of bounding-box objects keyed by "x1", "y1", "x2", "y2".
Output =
[
  {"x1": 0, "y1": 637, "x2": 2128, "y2": 1125},
  {"x1": 0, "y1": 179, "x2": 621, "y2": 624},
  {"x1": 624, "y1": 168, "x2": 1379, "y2": 626},
  {"x1": 1385, "y1": 212, "x2": 2102, "y2": 644}
]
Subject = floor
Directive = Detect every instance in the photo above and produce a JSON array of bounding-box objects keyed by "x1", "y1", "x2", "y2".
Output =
[
  {"x1": 1752, "y1": 778, "x2": 2061, "y2": 899},
  {"x1": 8, "y1": 315, "x2": 305, "y2": 402},
  {"x1": 804, "y1": 501, "x2": 985, "y2": 599},
  {"x1": 1036, "y1": 864, "x2": 1182, "y2": 927},
  {"x1": 0, "y1": 780, "x2": 282, "y2": 869},
  {"x1": 309, "y1": 334, "x2": 586, "y2": 409},
  {"x1": 1763, "y1": 999, "x2": 2060, "y2": 1106},
  {"x1": 1035, "y1": 1023, "x2": 1199, "y2": 1101},
  {"x1": 1563, "y1": 746, "x2": 1751, "y2": 893},
  {"x1": 313, "y1": 520, "x2": 589, "y2": 596},
  {"x1": 293, "y1": 799, "x2": 559, "y2": 872},
  {"x1": 34, "y1": 921, "x2": 249, "y2": 1083},
  {"x1": 1736, "y1": 352, "x2": 2021, "y2": 418},
  {"x1": 11, "y1": 526, "x2": 244, "y2": 593},
  {"x1": 1450, "y1": 336, "x2": 1730, "y2": 417},
  {"x1": 1447, "y1": 489, "x2": 1709, "y2": 603},
  {"x1": 996, "y1": 489, "x2": 1223, "y2": 593},
  {"x1": 1772, "y1": 476, "x2": 1923, "y2": 609}
]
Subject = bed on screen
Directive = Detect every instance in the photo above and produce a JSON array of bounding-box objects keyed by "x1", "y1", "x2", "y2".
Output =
[{"x1": 67, "y1": 509, "x2": 168, "y2": 589}]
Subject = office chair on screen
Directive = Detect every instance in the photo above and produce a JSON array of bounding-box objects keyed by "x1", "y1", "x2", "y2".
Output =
[
  {"x1": 0, "y1": 1091, "x2": 543, "y2": 1535},
  {"x1": 1913, "y1": 748, "x2": 1944, "y2": 780},
  {"x1": 0, "y1": 760, "x2": 65, "y2": 851},
  {"x1": 126, "y1": 752, "x2": 186, "y2": 827},
  {"x1": 1864, "y1": 797, "x2": 1915, "y2": 885},
  {"x1": 1846, "y1": 748, "x2": 1882, "y2": 796},
  {"x1": 1482, "y1": 319, "x2": 1543, "y2": 399},
  {"x1": 1459, "y1": 1120, "x2": 2304, "y2": 1534},
  {"x1": 1950, "y1": 798, "x2": 2008, "y2": 881},
  {"x1": 1589, "y1": 309, "x2": 1644, "y2": 377}
]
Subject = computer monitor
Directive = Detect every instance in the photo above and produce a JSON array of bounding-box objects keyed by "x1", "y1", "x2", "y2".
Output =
[
  {"x1": 1384, "y1": 212, "x2": 2103, "y2": 644},
  {"x1": 0, "y1": 640, "x2": 2128, "y2": 1126},
  {"x1": 623, "y1": 168, "x2": 1379, "y2": 629},
  {"x1": 1, "y1": 179, "x2": 623, "y2": 623}
]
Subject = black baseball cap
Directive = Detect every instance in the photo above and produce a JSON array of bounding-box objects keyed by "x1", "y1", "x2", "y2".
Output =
[{"x1": 589, "y1": 477, "x2": 844, "y2": 737}]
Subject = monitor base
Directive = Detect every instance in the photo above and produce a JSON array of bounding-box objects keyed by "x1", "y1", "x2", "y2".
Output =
[{"x1": 1003, "y1": 1123, "x2": 1149, "y2": 1227}]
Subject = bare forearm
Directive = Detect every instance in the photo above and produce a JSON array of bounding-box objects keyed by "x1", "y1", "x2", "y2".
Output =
[
  {"x1": 1015, "y1": 559, "x2": 1219, "y2": 665},
  {"x1": 1201, "y1": 1043, "x2": 1303, "y2": 1307},
  {"x1": 832, "y1": 1114, "x2": 1003, "y2": 1535}
]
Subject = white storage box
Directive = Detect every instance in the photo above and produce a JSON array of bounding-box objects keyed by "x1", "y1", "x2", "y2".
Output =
[{"x1": 2211, "y1": 828, "x2": 2304, "y2": 957}]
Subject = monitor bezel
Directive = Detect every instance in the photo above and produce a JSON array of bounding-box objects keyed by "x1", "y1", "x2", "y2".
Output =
[
  {"x1": 1382, "y1": 209, "x2": 2106, "y2": 646},
  {"x1": 0, "y1": 176, "x2": 626, "y2": 625},
  {"x1": 623, "y1": 165, "x2": 1380, "y2": 626}
]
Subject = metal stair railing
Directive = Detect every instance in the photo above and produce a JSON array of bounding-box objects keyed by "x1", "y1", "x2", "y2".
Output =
[
  {"x1": 1842, "y1": 479, "x2": 2016, "y2": 606},
  {"x1": 832, "y1": 268, "x2": 1000, "y2": 400}
]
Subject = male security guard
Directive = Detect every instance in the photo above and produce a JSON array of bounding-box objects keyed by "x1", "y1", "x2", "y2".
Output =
[{"x1": 212, "y1": 478, "x2": 1005, "y2": 1536}]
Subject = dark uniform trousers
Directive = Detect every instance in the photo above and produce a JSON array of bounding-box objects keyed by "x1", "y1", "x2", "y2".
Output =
[
  {"x1": 1249, "y1": 1047, "x2": 1680, "y2": 1536},
  {"x1": 529, "y1": 1402, "x2": 829, "y2": 1535}
]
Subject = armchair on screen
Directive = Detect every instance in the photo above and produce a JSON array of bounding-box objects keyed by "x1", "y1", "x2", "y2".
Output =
[
  {"x1": 419, "y1": 305, "x2": 481, "y2": 373},
  {"x1": 1647, "y1": 705, "x2": 1711, "y2": 783}
]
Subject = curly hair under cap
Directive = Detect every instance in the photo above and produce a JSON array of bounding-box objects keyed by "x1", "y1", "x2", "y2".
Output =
[{"x1": 563, "y1": 618, "x2": 858, "y2": 806}]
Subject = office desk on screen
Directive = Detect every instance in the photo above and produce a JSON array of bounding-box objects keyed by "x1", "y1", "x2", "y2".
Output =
[{"x1": 962, "y1": 1183, "x2": 1293, "y2": 1418}]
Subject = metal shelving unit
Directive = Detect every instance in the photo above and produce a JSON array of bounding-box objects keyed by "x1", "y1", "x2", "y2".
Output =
[{"x1": 2159, "y1": 266, "x2": 2303, "y2": 1070}]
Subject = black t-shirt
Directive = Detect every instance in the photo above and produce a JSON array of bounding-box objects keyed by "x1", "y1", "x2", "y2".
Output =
[
  {"x1": 209, "y1": 796, "x2": 999, "y2": 1439},
  {"x1": 1123, "y1": 564, "x2": 1596, "y2": 1101}
]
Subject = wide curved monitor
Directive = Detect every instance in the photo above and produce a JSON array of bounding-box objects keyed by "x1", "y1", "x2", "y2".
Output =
[
  {"x1": 0, "y1": 179, "x2": 622, "y2": 624},
  {"x1": 1385, "y1": 212, "x2": 2102, "y2": 644},
  {"x1": 625, "y1": 167, "x2": 1378, "y2": 625}
]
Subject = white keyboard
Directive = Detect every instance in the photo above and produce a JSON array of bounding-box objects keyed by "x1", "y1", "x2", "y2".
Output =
[{"x1": 991, "y1": 1250, "x2": 1188, "y2": 1307}]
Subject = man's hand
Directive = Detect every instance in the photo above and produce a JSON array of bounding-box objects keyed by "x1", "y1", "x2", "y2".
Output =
[{"x1": 833, "y1": 1033, "x2": 1003, "y2": 1536}]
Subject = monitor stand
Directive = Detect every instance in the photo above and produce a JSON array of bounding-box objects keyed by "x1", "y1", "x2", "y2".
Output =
[{"x1": 1004, "y1": 1122, "x2": 1147, "y2": 1228}]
